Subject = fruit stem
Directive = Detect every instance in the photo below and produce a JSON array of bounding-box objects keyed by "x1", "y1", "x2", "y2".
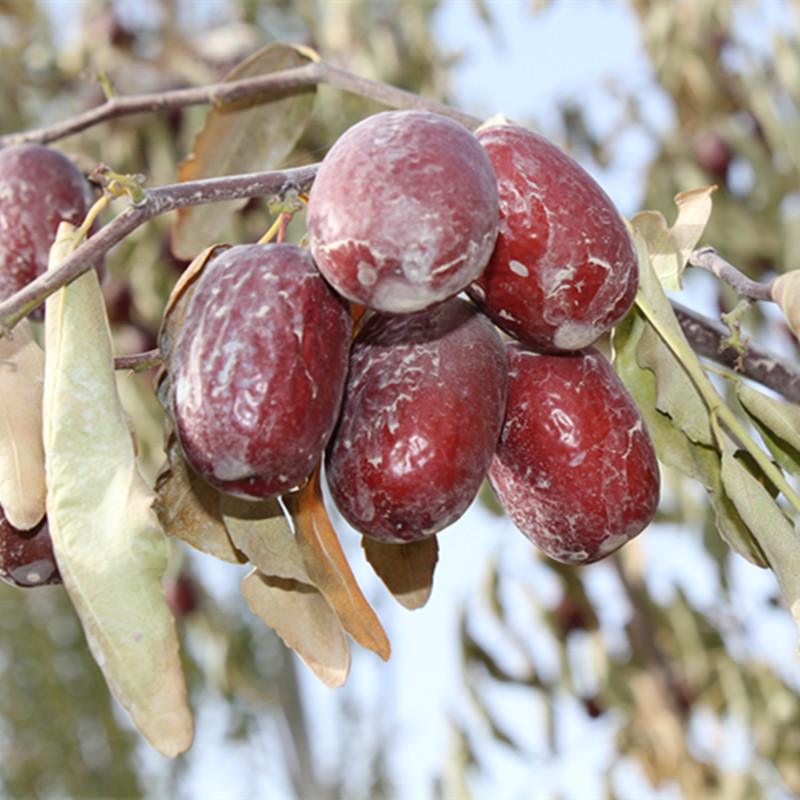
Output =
[{"x1": 635, "y1": 293, "x2": 800, "y2": 515}]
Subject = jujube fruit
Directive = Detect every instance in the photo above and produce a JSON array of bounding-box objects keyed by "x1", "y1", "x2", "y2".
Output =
[
  {"x1": 307, "y1": 110, "x2": 500, "y2": 314},
  {"x1": 166, "y1": 243, "x2": 352, "y2": 500},
  {"x1": 0, "y1": 506, "x2": 61, "y2": 588},
  {"x1": 326, "y1": 298, "x2": 508, "y2": 543},
  {"x1": 489, "y1": 343, "x2": 659, "y2": 564},
  {"x1": 0, "y1": 143, "x2": 98, "y2": 305},
  {"x1": 468, "y1": 123, "x2": 638, "y2": 353}
]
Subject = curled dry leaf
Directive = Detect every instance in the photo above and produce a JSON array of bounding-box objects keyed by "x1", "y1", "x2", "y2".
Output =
[
  {"x1": 0, "y1": 317, "x2": 46, "y2": 530},
  {"x1": 362, "y1": 535, "x2": 439, "y2": 610},
  {"x1": 631, "y1": 186, "x2": 716, "y2": 292},
  {"x1": 241, "y1": 568, "x2": 350, "y2": 689},
  {"x1": 283, "y1": 466, "x2": 391, "y2": 661},
  {"x1": 43, "y1": 222, "x2": 193, "y2": 758}
]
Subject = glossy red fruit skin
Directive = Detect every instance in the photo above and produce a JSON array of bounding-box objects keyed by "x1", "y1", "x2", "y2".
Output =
[
  {"x1": 168, "y1": 243, "x2": 352, "y2": 500},
  {"x1": 326, "y1": 298, "x2": 508, "y2": 543},
  {"x1": 307, "y1": 110, "x2": 499, "y2": 314},
  {"x1": 0, "y1": 508, "x2": 62, "y2": 588},
  {"x1": 468, "y1": 124, "x2": 638, "y2": 353},
  {"x1": 0, "y1": 143, "x2": 97, "y2": 304},
  {"x1": 489, "y1": 344, "x2": 659, "y2": 565}
]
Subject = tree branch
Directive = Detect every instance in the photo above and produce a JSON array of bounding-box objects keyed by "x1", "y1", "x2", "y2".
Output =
[
  {"x1": 688, "y1": 246, "x2": 773, "y2": 303},
  {"x1": 0, "y1": 164, "x2": 319, "y2": 331},
  {"x1": 0, "y1": 61, "x2": 480, "y2": 148},
  {"x1": 673, "y1": 301, "x2": 800, "y2": 403}
]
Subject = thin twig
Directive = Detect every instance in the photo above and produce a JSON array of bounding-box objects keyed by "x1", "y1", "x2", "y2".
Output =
[
  {"x1": 688, "y1": 246, "x2": 773, "y2": 302},
  {"x1": 0, "y1": 163, "x2": 319, "y2": 331},
  {"x1": 0, "y1": 61, "x2": 481, "y2": 148}
]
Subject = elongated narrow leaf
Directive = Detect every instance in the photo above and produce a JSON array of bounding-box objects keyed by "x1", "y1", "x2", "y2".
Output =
[
  {"x1": 220, "y1": 493, "x2": 308, "y2": 582},
  {"x1": 612, "y1": 245, "x2": 766, "y2": 567},
  {"x1": 171, "y1": 42, "x2": 319, "y2": 259},
  {"x1": 154, "y1": 430, "x2": 245, "y2": 564},
  {"x1": 627, "y1": 226, "x2": 714, "y2": 447},
  {"x1": 43, "y1": 223, "x2": 193, "y2": 758},
  {"x1": 736, "y1": 382, "x2": 800, "y2": 476},
  {"x1": 0, "y1": 318, "x2": 46, "y2": 529},
  {"x1": 362, "y1": 535, "x2": 439, "y2": 610},
  {"x1": 241, "y1": 568, "x2": 350, "y2": 688},
  {"x1": 283, "y1": 468, "x2": 391, "y2": 661},
  {"x1": 719, "y1": 438, "x2": 800, "y2": 633}
]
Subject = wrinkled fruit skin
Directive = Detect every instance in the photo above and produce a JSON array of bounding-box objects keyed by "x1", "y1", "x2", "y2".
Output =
[
  {"x1": 167, "y1": 243, "x2": 352, "y2": 500},
  {"x1": 0, "y1": 143, "x2": 97, "y2": 305},
  {"x1": 489, "y1": 344, "x2": 659, "y2": 565},
  {"x1": 469, "y1": 124, "x2": 638, "y2": 353},
  {"x1": 307, "y1": 110, "x2": 499, "y2": 314},
  {"x1": 0, "y1": 507, "x2": 61, "y2": 588},
  {"x1": 326, "y1": 298, "x2": 508, "y2": 543}
]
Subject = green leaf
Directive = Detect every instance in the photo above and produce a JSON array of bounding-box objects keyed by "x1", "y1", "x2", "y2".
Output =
[
  {"x1": 171, "y1": 42, "x2": 319, "y2": 259},
  {"x1": 0, "y1": 318, "x2": 46, "y2": 530},
  {"x1": 736, "y1": 382, "x2": 800, "y2": 476},
  {"x1": 621, "y1": 227, "x2": 714, "y2": 447},
  {"x1": 719, "y1": 435, "x2": 800, "y2": 633},
  {"x1": 43, "y1": 223, "x2": 193, "y2": 758}
]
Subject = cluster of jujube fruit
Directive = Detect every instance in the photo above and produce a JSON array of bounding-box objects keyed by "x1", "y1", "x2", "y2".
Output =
[
  {"x1": 0, "y1": 108, "x2": 661, "y2": 591},
  {"x1": 164, "y1": 109, "x2": 659, "y2": 565}
]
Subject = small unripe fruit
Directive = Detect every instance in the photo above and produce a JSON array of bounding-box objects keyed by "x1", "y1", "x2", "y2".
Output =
[
  {"x1": 326, "y1": 298, "x2": 508, "y2": 543},
  {"x1": 490, "y1": 344, "x2": 659, "y2": 564},
  {"x1": 307, "y1": 110, "x2": 499, "y2": 314},
  {"x1": 166, "y1": 243, "x2": 352, "y2": 500},
  {"x1": 469, "y1": 124, "x2": 638, "y2": 352}
]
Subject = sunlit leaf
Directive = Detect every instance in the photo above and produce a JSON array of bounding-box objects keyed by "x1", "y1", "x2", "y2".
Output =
[
  {"x1": 0, "y1": 318, "x2": 46, "y2": 529},
  {"x1": 631, "y1": 186, "x2": 716, "y2": 292},
  {"x1": 171, "y1": 42, "x2": 319, "y2": 259},
  {"x1": 612, "y1": 240, "x2": 766, "y2": 567},
  {"x1": 241, "y1": 568, "x2": 350, "y2": 688},
  {"x1": 43, "y1": 223, "x2": 193, "y2": 758},
  {"x1": 625, "y1": 226, "x2": 714, "y2": 447},
  {"x1": 283, "y1": 467, "x2": 391, "y2": 661},
  {"x1": 220, "y1": 493, "x2": 308, "y2": 582},
  {"x1": 154, "y1": 430, "x2": 245, "y2": 564},
  {"x1": 362, "y1": 535, "x2": 438, "y2": 610}
]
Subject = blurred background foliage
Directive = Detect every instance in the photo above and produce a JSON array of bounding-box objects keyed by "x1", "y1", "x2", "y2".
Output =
[{"x1": 2, "y1": 0, "x2": 800, "y2": 798}]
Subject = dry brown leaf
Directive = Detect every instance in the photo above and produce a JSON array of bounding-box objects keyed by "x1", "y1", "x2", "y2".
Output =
[
  {"x1": 0, "y1": 318, "x2": 47, "y2": 529},
  {"x1": 220, "y1": 493, "x2": 308, "y2": 581},
  {"x1": 154, "y1": 430, "x2": 245, "y2": 564},
  {"x1": 283, "y1": 466, "x2": 391, "y2": 661},
  {"x1": 362, "y1": 535, "x2": 439, "y2": 610},
  {"x1": 171, "y1": 42, "x2": 319, "y2": 259},
  {"x1": 241, "y1": 568, "x2": 350, "y2": 688}
]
